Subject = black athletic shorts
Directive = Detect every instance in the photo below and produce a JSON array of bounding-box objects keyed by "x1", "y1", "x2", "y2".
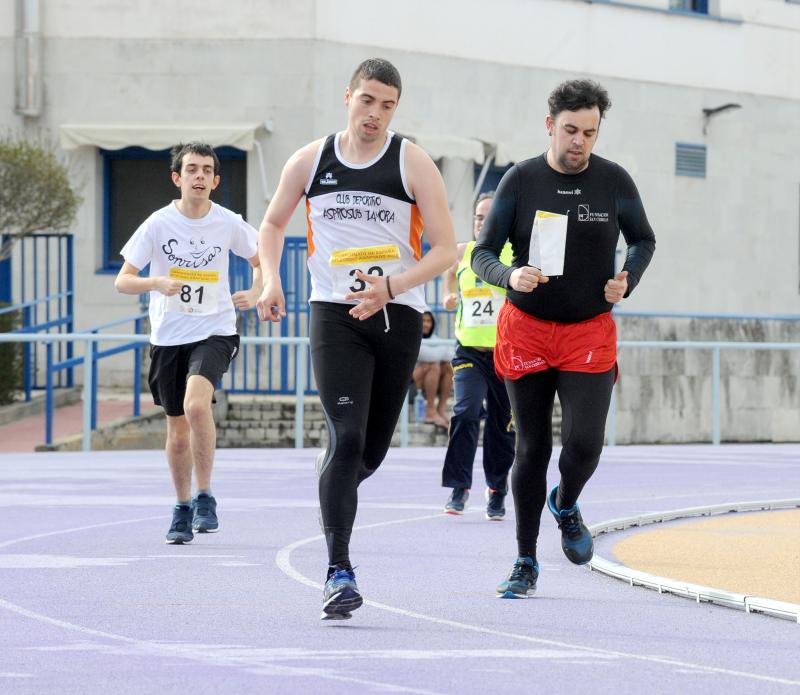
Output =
[{"x1": 148, "y1": 334, "x2": 240, "y2": 417}]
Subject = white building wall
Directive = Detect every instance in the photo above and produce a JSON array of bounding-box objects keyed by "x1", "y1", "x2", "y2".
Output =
[{"x1": 0, "y1": 0, "x2": 797, "y2": 351}]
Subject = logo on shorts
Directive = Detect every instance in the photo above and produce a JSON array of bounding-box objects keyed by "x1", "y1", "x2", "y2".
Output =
[
  {"x1": 585, "y1": 351, "x2": 593, "y2": 364},
  {"x1": 337, "y1": 396, "x2": 353, "y2": 406},
  {"x1": 511, "y1": 355, "x2": 547, "y2": 371},
  {"x1": 578, "y1": 205, "x2": 609, "y2": 223},
  {"x1": 319, "y1": 172, "x2": 338, "y2": 186}
]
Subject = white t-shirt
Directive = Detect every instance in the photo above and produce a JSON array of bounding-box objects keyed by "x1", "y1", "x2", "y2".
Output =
[{"x1": 120, "y1": 201, "x2": 258, "y2": 346}]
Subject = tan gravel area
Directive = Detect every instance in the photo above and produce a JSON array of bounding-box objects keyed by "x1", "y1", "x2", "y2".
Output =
[{"x1": 612, "y1": 510, "x2": 800, "y2": 604}]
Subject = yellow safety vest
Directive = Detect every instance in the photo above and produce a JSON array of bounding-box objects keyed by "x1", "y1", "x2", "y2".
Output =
[{"x1": 454, "y1": 241, "x2": 513, "y2": 348}]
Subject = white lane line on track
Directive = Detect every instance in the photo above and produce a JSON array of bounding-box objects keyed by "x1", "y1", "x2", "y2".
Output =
[
  {"x1": 275, "y1": 512, "x2": 800, "y2": 688},
  {"x1": 0, "y1": 599, "x2": 446, "y2": 695},
  {"x1": 0, "y1": 516, "x2": 449, "y2": 694},
  {"x1": 0, "y1": 515, "x2": 168, "y2": 549}
]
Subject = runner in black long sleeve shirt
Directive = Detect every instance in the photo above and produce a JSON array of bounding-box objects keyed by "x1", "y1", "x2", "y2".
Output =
[
  {"x1": 480, "y1": 80, "x2": 656, "y2": 600},
  {"x1": 472, "y1": 154, "x2": 654, "y2": 322}
]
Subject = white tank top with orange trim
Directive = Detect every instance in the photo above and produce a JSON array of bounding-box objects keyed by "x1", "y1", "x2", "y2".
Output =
[{"x1": 304, "y1": 131, "x2": 426, "y2": 312}]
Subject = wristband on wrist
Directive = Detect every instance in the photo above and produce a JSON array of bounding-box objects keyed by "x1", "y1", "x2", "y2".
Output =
[{"x1": 386, "y1": 275, "x2": 396, "y2": 300}]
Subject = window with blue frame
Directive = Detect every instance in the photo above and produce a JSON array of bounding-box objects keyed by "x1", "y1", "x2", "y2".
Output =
[
  {"x1": 102, "y1": 146, "x2": 247, "y2": 271},
  {"x1": 669, "y1": 0, "x2": 708, "y2": 13}
]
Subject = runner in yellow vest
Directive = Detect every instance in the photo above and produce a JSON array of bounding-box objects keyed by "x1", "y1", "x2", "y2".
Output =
[{"x1": 441, "y1": 192, "x2": 515, "y2": 518}]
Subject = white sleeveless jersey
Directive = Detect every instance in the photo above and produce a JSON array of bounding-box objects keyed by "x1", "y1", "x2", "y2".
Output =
[{"x1": 304, "y1": 131, "x2": 426, "y2": 312}]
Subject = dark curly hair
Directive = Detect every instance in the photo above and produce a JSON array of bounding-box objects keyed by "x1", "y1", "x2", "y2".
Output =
[{"x1": 548, "y1": 80, "x2": 611, "y2": 119}]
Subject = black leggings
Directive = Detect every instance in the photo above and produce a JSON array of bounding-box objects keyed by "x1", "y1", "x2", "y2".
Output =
[
  {"x1": 310, "y1": 301, "x2": 422, "y2": 568},
  {"x1": 505, "y1": 367, "x2": 615, "y2": 560}
]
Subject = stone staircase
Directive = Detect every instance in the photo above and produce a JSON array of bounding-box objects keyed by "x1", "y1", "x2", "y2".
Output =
[{"x1": 216, "y1": 394, "x2": 561, "y2": 449}]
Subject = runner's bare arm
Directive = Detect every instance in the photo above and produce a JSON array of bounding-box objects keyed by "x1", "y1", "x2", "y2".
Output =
[
  {"x1": 394, "y1": 142, "x2": 457, "y2": 292},
  {"x1": 442, "y1": 242, "x2": 467, "y2": 310},
  {"x1": 114, "y1": 261, "x2": 182, "y2": 296},
  {"x1": 232, "y1": 253, "x2": 263, "y2": 311},
  {"x1": 346, "y1": 142, "x2": 457, "y2": 319},
  {"x1": 255, "y1": 141, "x2": 322, "y2": 322}
]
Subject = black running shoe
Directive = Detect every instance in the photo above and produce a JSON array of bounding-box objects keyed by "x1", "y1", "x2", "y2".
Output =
[
  {"x1": 444, "y1": 487, "x2": 469, "y2": 515},
  {"x1": 191, "y1": 493, "x2": 219, "y2": 533},
  {"x1": 321, "y1": 566, "x2": 363, "y2": 620},
  {"x1": 485, "y1": 487, "x2": 506, "y2": 520},
  {"x1": 547, "y1": 485, "x2": 593, "y2": 565},
  {"x1": 496, "y1": 556, "x2": 539, "y2": 598},
  {"x1": 165, "y1": 504, "x2": 193, "y2": 544}
]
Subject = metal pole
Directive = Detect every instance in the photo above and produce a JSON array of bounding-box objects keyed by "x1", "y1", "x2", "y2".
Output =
[
  {"x1": 91, "y1": 336, "x2": 98, "y2": 430},
  {"x1": 45, "y1": 341, "x2": 53, "y2": 444},
  {"x1": 712, "y1": 347, "x2": 721, "y2": 445},
  {"x1": 133, "y1": 318, "x2": 141, "y2": 418},
  {"x1": 82, "y1": 337, "x2": 94, "y2": 452},
  {"x1": 294, "y1": 342, "x2": 306, "y2": 449}
]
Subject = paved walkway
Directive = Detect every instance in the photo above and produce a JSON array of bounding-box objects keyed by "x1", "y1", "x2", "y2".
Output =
[
  {"x1": 0, "y1": 397, "x2": 159, "y2": 453},
  {"x1": 0, "y1": 444, "x2": 798, "y2": 694}
]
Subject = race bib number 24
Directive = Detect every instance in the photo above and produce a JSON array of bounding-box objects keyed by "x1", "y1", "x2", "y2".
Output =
[{"x1": 462, "y1": 287, "x2": 503, "y2": 328}]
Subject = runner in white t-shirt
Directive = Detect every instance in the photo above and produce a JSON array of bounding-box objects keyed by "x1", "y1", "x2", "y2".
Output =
[{"x1": 115, "y1": 142, "x2": 261, "y2": 545}]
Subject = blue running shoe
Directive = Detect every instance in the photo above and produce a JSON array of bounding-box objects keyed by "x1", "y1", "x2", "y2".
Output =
[
  {"x1": 496, "y1": 556, "x2": 539, "y2": 598},
  {"x1": 321, "y1": 566, "x2": 363, "y2": 620},
  {"x1": 547, "y1": 485, "x2": 593, "y2": 565},
  {"x1": 191, "y1": 493, "x2": 219, "y2": 533},
  {"x1": 165, "y1": 504, "x2": 193, "y2": 544}
]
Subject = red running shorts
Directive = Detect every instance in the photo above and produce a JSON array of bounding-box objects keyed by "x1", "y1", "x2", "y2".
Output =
[{"x1": 494, "y1": 302, "x2": 617, "y2": 380}]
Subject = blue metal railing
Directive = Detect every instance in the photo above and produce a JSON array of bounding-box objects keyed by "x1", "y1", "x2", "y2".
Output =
[
  {"x1": 1, "y1": 332, "x2": 798, "y2": 451},
  {"x1": 0, "y1": 233, "x2": 75, "y2": 397},
  {"x1": 3, "y1": 314, "x2": 146, "y2": 445},
  {"x1": 224, "y1": 238, "x2": 450, "y2": 395},
  {"x1": 1, "y1": 293, "x2": 74, "y2": 402}
]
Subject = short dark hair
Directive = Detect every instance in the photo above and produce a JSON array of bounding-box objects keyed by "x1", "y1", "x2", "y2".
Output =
[
  {"x1": 349, "y1": 58, "x2": 402, "y2": 98},
  {"x1": 170, "y1": 142, "x2": 220, "y2": 175},
  {"x1": 548, "y1": 80, "x2": 611, "y2": 119},
  {"x1": 474, "y1": 191, "x2": 495, "y2": 212}
]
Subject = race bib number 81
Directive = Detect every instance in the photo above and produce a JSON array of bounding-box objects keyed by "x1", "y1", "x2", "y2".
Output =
[
  {"x1": 462, "y1": 287, "x2": 503, "y2": 328},
  {"x1": 330, "y1": 244, "x2": 403, "y2": 300},
  {"x1": 165, "y1": 268, "x2": 220, "y2": 315}
]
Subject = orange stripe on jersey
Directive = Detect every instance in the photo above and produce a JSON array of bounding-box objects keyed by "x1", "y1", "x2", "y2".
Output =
[
  {"x1": 409, "y1": 204, "x2": 423, "y2": 261},
  {"x1": 306, "y1": 198, "x2": 315, "y2": 259}
]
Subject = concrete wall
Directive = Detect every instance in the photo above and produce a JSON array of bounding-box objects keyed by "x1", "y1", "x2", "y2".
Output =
[
  {"x1": 2, "y1": 0, "x2": 799, "y2": 392},
  {"x1": 614, "y1": 315, "x2": 800, "y2": 443}
]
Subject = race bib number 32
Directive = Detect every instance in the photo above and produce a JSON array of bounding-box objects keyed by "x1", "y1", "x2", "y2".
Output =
[
  {"x1": 165, "y1": 268, "x2": 220, "y2": 315},
  {"x1": 330, "y1": 244, "x2": 403, "y2": 300}
]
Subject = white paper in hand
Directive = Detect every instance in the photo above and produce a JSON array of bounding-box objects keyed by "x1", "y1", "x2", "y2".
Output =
[{"x1": 529, "y1": 210, "x2": 568, "y2": 276}]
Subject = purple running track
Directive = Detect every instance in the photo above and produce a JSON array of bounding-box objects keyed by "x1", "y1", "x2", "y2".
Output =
[{"x1": 0, "y1": 444, "x2": 798, "y2": 694}]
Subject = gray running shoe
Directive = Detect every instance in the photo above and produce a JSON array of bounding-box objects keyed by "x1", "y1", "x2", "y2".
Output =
[
  {"x1": 165, "y1": 504, "x2": 193, "y2": 544},
  {"x1": 191, "y1": 493, "x2": 219, "y2": 533},
  {"x1": 485, "y1": 487, "x2": 506, "y2": 520},
  {"x1": 444, "y1": 487, "x2": 470, "y2": 515}
]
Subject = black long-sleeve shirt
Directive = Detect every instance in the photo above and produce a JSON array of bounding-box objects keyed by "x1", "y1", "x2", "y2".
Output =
[{"x1": 472, "y1": 153, "x2": 655, "y2": 323}]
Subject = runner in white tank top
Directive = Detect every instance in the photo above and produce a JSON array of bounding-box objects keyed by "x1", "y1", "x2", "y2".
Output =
[{"x1": 254, "y1": 59, "x2": 457, "y2": 620}]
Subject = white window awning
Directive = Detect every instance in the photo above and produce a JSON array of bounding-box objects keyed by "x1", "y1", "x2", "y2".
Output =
[
  {"x1": 405, "y1": 133, "x2": 534, "y2": 167},
  {"x1": 59, "y1": 123, "x2": 265, "y2": 151},
  {"x1": 409, "y1": 134, "x2": 487, "y2": 164}
]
